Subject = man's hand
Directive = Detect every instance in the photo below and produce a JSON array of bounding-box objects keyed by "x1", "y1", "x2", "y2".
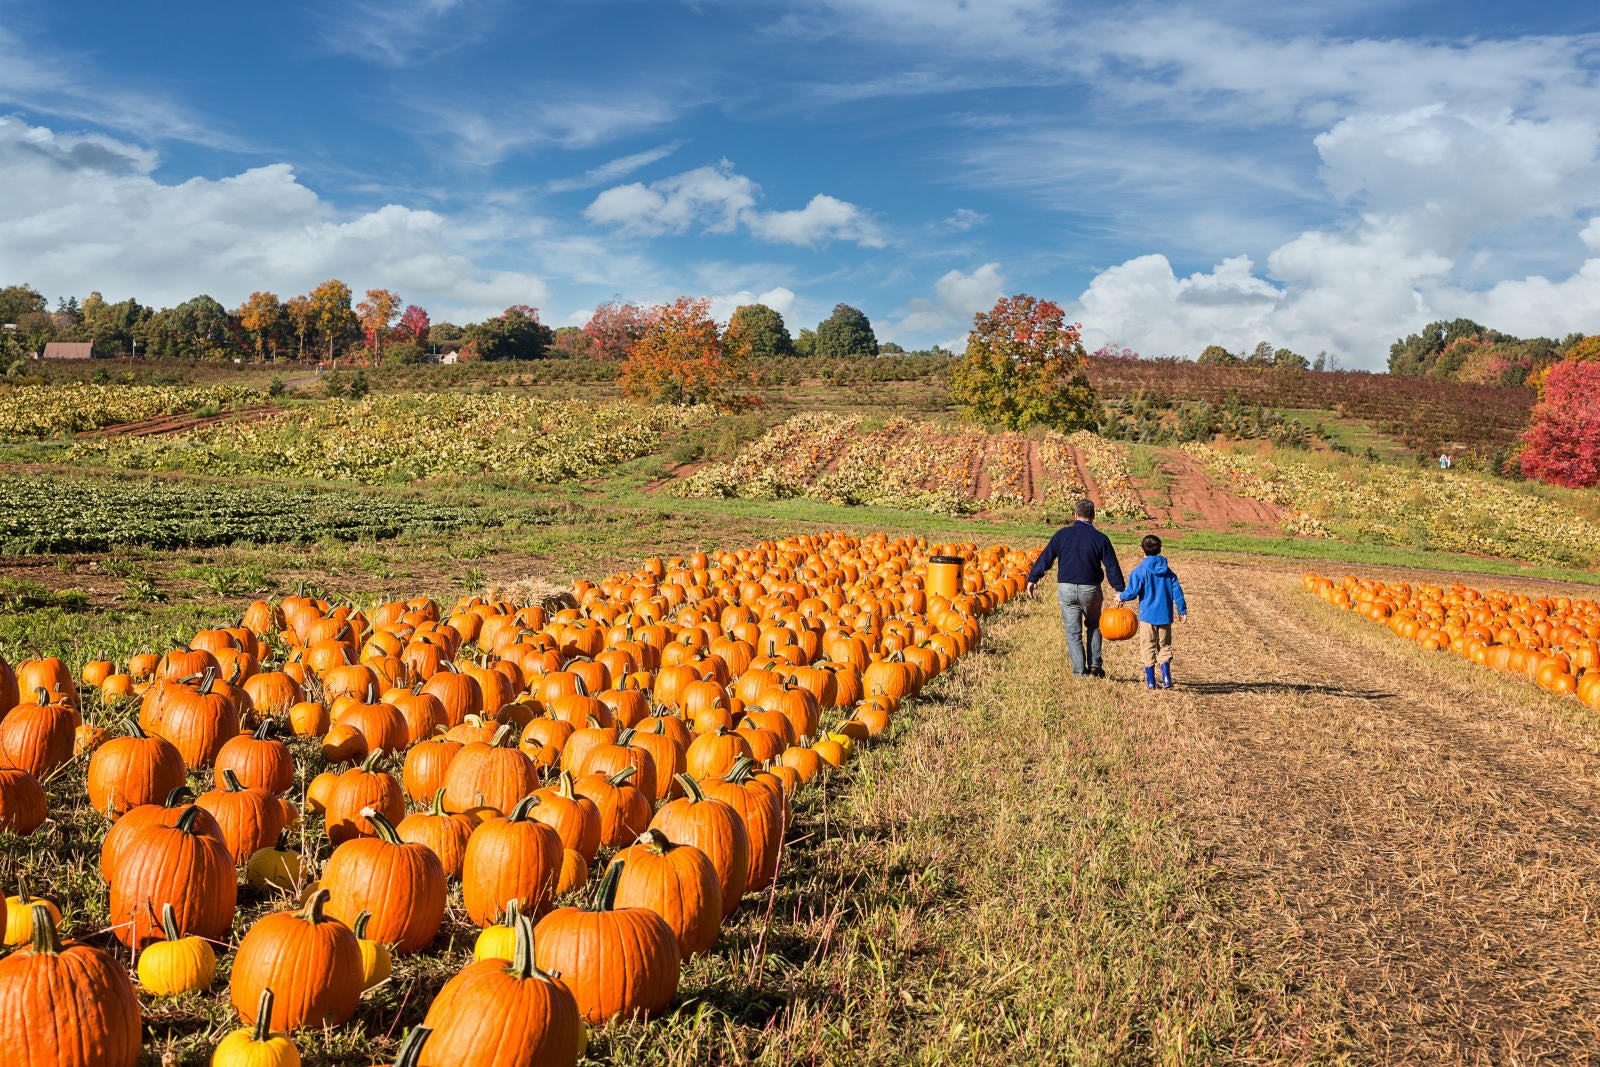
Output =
[
  {"x1": 1177, "y1": 614, "x2": 1186, "y2": 623},
  {"x1": 1025, "y1": 581, "x2": 1037, "y2": 598}
]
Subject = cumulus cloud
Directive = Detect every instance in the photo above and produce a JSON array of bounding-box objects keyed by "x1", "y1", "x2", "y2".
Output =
[
  {"x1": 585, "y1": 161, "x2": 883, "y2": 248},
  {"x1": 895, "y1": 262, "x2": 1005, "y2": 337},
  {"x1": 707, "y1": 286, "x2": 799, "y2": 325},
  {"x1": 943, "y1": 208, "x2": 987, "y2": 232},
  {"x1": 0, "y1": 118, "x2": 549, "y2": 324}
]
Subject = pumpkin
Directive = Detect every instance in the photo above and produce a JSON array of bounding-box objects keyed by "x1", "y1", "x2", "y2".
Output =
[
  {"x1": 100, "y1": 786, "x2": 226, "y2": 883},
  {"x1": 15, "y1": 656, "x2": 76, "y2": 707},
  {"x1": 325, "y1": 751, "x2": 406, "y2": 844},
  {"x1": 576, "y1": 726, "x2": 658, "y2": 800},
  {"x1": 0, "y1": 653, "x2": 16, "y2": 716},
  {"x1": 305, "y1": 769, "x2": 341, "y2": 815},
  {"x1": 649, "y1": 773, "x2": 749, "y2": 917},
  {"x1": 215, "y1": 719, "x2": 295, "y2": 794},
  {"x1": 533, "y1": 858, "x2": 681, "y2": 1025},
  {"x1": 461, "y1": 795, "x2": 563, "y2": 926},
  {"x1": 528, "y1": 771, "x2": 603, "y2": 861},
  {"x1": 212, "y1": 988, "x2": 302, "y2": 1067},
  {"x1": 402, "y1": 734, "x2": 464, "y2": 805},
  {"x1": 2, "y1": 878, "x2": 60, "y2": 948},
  {"x1": 197, "y1": 769, "x2": 291, "y2": 864},
  {"x1": 557, "y1": 848, "x2": 589, "y2": 895},
  {"x1": 472, "y1": 897, "x2": 524, "y2": 963},
  {"x1": 572, "y1": 765, "x2": 653, "y2": 848},
  {"x1": 246, "y1": 841, "x2": 305, "y2": 894},
  {"x1": 0, "y1": 687, "x2": 80, "y2": 778},
  {"x1": 421, "y1": 912, "x2": 585, "y2": 1067},
  {"x1": 442, "y1": 724, "x2": 540, "y2": 816},
  {"x1": 1098, "y1": 606, "x2": 1138, "y2": 641},
  {"x1": 609, "y1": 829, "x2": 722, "y2": 957},
  {"x1": 243, "y1": 670, "x2": 303, "y2": 718},
  {"x1": 518, "y1": 716, "x2": 573, "y2": 770},
  {"x1": 422, "y1": 666, "x2": 482, "y2": 726},
  {"x1": 336, "y1": 686, "x2": 410, "y2": 755},
  {"x1": 86, "y1": 721, "x2": 185, "y2": 817},
  {"x1": 324, "y1": 808, "x2": 447, "y2": 954},
  {"x1": 698, "y1": 757, "x2": 785, "y2": 893},
  {"x1": 155, "y1": 667, "x2": 240, "y2": 768},
  {"x1": 684, "y1": 725, "x2": 751, "y2": 781},
  {"x1": 387, "y1": 685, "x2": 447, "y2": 746},
  {"x1": 287, "y1": 700, "x2": 330, "y2": 738},
  {"x1": 396, "y1": 788, "x2": 476, "y2": 879},
  {"x1": 352, "y1": 911, "x2": 393, "y2": 990},
  {"x1": 108, "y1": 804, "x2": 237, "y2": 947},
  {"x1": 230, "y1": 889, "x2": 363, "y2": 1033},
  {"x1": 137, "y1": 902, "x2": 216, "y2": 995},
  {"x1": 0, "y1": 904, "x2": 141, "y2": 1067}
]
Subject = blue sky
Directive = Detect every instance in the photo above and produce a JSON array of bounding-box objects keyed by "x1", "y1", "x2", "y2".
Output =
[{"x1": 2, "y1": 0, "x2": 1598, "y2": 367}]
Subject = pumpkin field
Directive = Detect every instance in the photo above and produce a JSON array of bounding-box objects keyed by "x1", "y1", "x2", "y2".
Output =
[{"x1": 3, "y1": 361, "x2": 1600, "y2": 1066}]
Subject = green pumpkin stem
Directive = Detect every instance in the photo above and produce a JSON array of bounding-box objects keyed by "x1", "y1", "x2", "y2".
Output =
[
  {"x1": 391, "y1": 1026, "x2": 431, "y2": 1067},
  {"x1": 637, "y1": 827, "x2": 671, "y2": 854},
  {"x1": 354, "y1": 910, "x2": 372, "y2": 939},
  {"x1": 299, "y1": 887, "x2": 332, "y2": 924},
  {"x1": 128, "y1": 721, "x2": 148, "y2": 739},
  {"x1": 490, "y1": 723, "x2": 515, "y2": 748},
  {"x1": 591, "y1": 857, "x2": 624, "y2": 912},
  {"x1": 606, "y1": 765, "x2": 637, "y2": 787},
  {"x1": 30, "y1": 903, "x2": 62, "y2": 955},
  {"x1": 674, "y1": 772, "x2": 706, "y2": 803},
  {"x1": 363, "y1": 809, "x2": 403, "y2": 845},
  {"x1": 725, "y1": 756, "x2": 757, "y2": 783},
  {"x1": 429, "y1": 787, "x2": 449, "y2": 818},
  {"x1": 222, "y1": 768, "x2": 246, "y2": 793},
  {"x1": 253, "y1": 719, "x2": 277, "y2": 741},
  {"x1": 159, "y1": 901, "x2": 181, "y2": 942},
  {"x1": 252, "y1": 988, "x2": 276, "y2": 1043},
  {"x1": 33, "y1": 686, "x2": 48, "y2": 706},
  {"x1": 197, "y1": 666, "x2": 218, "y2": 696},
  {"x1": 616, "y1": 727, "x2": 636, "y2": 746},
  {"x1": 175, "y1": 805, "x2": 203, "y2": 835},
  {"x1": 163, "y1": 785, "x2": 194, "y2": 807},
  {"x1": 507, "y1": 794, "x2": 540, "y2": 821},
  {"x1": 556, "y1": 771, "x2": 577, "y2": 800},
  {"x1": 359, "y1": 749, "x2": 385, "y2": 773}
]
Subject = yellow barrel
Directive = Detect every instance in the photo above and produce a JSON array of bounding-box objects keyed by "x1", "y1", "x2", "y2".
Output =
[{"x1": 927, "y1": 555, "x2": 963, "y2": 600}]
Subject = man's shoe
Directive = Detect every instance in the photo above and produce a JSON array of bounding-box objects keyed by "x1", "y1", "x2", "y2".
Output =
[
  {"x1": 1159, "y1": 663, "x2": 1173, "y2": 689},
  {"x1": 1089, "y1": 666, "x2": 1106, "y2": 678},
  {"x1": 1144, "y1": 667, "x2": 1157, "y2": 689}
]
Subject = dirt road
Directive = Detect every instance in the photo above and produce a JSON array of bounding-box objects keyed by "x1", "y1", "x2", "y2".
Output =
[{"x1": 1114, "y1": 557, "x2": 1600, "y2": 1063}]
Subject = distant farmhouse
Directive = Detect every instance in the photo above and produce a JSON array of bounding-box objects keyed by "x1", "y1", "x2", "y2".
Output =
[{"x1": 42, "y1": 342, "x2": 95, "y2": 360}]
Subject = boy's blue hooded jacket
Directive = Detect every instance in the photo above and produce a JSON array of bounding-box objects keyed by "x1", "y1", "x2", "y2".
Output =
[{"x1": 1118, "y1": 555, "x2": 1187, "y2": 625}]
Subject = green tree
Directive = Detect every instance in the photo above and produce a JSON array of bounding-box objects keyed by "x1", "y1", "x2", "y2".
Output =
[
  {"x1": 948, "y1": 294, "x2": 1098, "y2": 431},
  {"x1": 1274, "y1": 347, "x2": 1309, "y2": 371},
  {"x1": 461, "y1": 305, "x2": 554, "y2": 361},
  {"x1": 814, "y1": 303, "x2": 878, "y2": 359},
  {"x1": 725, "y1": 303, "x2": 794, "y2": 359},
  {"x1": 1387, "y1": 318, "x2": 1485, "y2": 376},
  {"x1": 0, "y1": 284, "x2": 47, "y2": 325},
  {"x1": 1196, "y1": 344, "x2": 1237, "y2": 365},
  {"x1": 793, "y1": 328, "x2": 818, "y2": 357},
  {"x1": 308, "y1": 279, "x2": 359, "y2": 360},
  {"x1": 79, "y1": 292, "x2": 148, "y2": 355}
]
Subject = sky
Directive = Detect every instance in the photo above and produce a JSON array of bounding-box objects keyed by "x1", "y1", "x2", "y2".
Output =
[{"x1": 1, "y1": 0, "x2": 1598, "y2": 368}]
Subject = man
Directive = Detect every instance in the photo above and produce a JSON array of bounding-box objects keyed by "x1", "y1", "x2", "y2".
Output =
[{"x1": 1025, "y1": 499, "x2": 1126, "y2": 678}]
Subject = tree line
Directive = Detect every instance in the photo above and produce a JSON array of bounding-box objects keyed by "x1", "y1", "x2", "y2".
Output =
[{"x1": 1386, "y1": 318, "x2": 1592, "y2": 386}]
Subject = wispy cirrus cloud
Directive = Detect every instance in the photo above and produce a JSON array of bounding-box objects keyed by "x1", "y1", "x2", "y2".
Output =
[
  {"x1": 545, "y1": 141, "x2": 687, "y2": 193},
  {"x1": 407, "y1": 90, "x2": 691, "y2": 166},
  {"x1": 317, "y1": 0, "x2": 493, "y2": 67}
]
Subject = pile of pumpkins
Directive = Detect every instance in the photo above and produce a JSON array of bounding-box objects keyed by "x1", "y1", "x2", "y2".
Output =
[
  {"x1": 1304, "y1": 572, "x2": 1600, "y2": 709},
  {"x1": 0, "y1": 533, "x2": 1029, "y2": 1066}
]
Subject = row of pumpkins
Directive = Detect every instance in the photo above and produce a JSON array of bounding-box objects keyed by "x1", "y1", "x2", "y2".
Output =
[
  {"x1": 1303, "y1": 572, "x2": 1600, "y2": 709},
  {"x1": 0, "y1": 534, "x2": 1029, "y2": 1066}
]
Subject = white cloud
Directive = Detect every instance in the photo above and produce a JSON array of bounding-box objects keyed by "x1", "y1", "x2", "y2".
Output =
[
  {"x1": 319, "y1": 0, "x2": 480, "y2": 66},
  {"x1": 707, "y1": 286, "x2": 798, "y2": 325},
  {"x1": 0, "y1": 118, "x2": 549, "y2": 324},
  {"x1": 943, "y1": 208, "x2": 987, "y2": 232},
  {"x1": 895, "y1": 262, "x2": 1005, "y2": 337},
  {"x1": 585, "y1": 161, "x2": 883, "y2": 248},
  {"x1": 545, "y1": 142, "x2": 686, "y2": 193},
  {"x1": 411, "y1": 92, "x2": 687, "y2": 166}
]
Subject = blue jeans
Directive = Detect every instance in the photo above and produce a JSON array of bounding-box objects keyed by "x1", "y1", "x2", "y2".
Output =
[{"x1": 1056, "y1": 583, "x2": 1104, "y2": 675}]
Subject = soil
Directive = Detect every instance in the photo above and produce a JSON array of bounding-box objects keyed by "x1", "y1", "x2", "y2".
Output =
[
  {"x1": 1118, "y1": 557, "x2": 1600, "y2": 1064},
  {"x1": 75, "y1": 406, "x2": 278, "y2": 439},
  {"x1": 1140, "y1": 446, "x2": 1285, "y2": 534},
  {"x1": 1025, "y1": 439, "x2": 1046, "y2": 504}
]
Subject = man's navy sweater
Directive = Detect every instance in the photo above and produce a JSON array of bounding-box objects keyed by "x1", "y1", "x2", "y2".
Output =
[{"x1": 1027, "y1": 520, "x2": 1126, "y2": 591}]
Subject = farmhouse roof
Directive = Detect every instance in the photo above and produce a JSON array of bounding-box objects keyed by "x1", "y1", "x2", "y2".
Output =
[{"x1": 42, "y1": 342, "x2": 94, "y2": 360}]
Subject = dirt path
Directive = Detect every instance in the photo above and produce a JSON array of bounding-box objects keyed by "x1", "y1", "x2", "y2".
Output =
[
  {"x1": 1139, "y1": 446, "x2": 1284, "y2": 534},
  {"x1": 1120, "y1": 558, "x2": 1600, "y2": 1063},
  {"x1": 76, "y1": 406, "x2": 278, "y2": 439}
]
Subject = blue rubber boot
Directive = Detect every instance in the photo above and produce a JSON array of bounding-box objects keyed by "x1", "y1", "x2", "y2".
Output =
[
  {"x1": 1144, "y1": 667, "x2": 1157, "y2": 690},
  {"x1": 1159, "y1": 662, "x2": 1173, "y2": 689}
]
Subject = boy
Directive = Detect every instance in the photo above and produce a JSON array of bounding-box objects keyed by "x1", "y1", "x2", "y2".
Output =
[{"x1": 1117, "y1": 534, "x2": 1188, "y2": 689}]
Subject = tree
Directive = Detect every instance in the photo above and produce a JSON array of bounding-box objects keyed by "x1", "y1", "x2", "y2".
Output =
[
  {"x1": 814, "y1": 304, "x2": 877, "y2": 359},
  {"x1": 583, "y1": 301, "x2": 649, "y2": 361},
  {"x1": 396, "y1": 304, "x2": 431, "y2": 347},
  {"x1": 140, "y1": 296, "x2": 231, "y2": 360},
  {"x1": 285, "y1": 295, "x2": 315, "y2": 360},
  {"x1": 1247, "y1": 341, "x2": 1276, "y2": 366},
  {"x1": 947, "y1": 294, "x2": 1099, "y2": 432},
  {"x1": 461, "y1": 305, "x2": 554, "y2": 361},
  {"x1": 793, "y1": 328, "x2": 818, "y2": 358},
  {"x1": 79, "y1": 292, "x2": 147, "y2": 355},
  {"x1": 725, "y1": 303, "x2": 794, "y2": 359},
  {"x1": 1387, "y1": 318, "x2": 1485, "y2": 376},
  {"x1": 1090, "y1": 342, "x2": 1140, "y2": 361},
  {"x1": 1196, "y1": 345, "x2": 1237, "y2": 365},
  {"x1": 549, "y1": 326, "x2": 591, "y2": 359},
  {"x1": 1563, "y1": 334, "x2": 1600, "y2": 363},
  {"x1": 1273, "y1": 347, "x2": 1309, "y2": 371},
  {"x1": 238, "y1": 291, "x2": 285, "y2": 361},
  {"x1": 620, "y1": 297, "x2": 751, "y2": 406},
  {"x1": 308, "y1": 279, "x2": 358, "y2": 360},
  {"x1": 0, "y1": 284, "x2": 47, "y2": 325},
  {"x1": 356, "y1": 288, "x2": 403, "y2": 361},
  {"x1": 1520, "y1": 359, "x2": 1600, "y2": 487}
]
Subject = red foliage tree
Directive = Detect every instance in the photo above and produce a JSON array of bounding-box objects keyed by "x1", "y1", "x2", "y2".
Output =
[
  {"x1": 620, "y1": 297, "x2": 750, "y2": 406},
  {"x1": 1520, "y1": 359, "x2": 1600, "y2": 488},
  {"x1": 583, "y1": 300, "x2": 648, "y2": 361},
  {"x1": 396, "y1": 304, "x2": 431, "y2": 346}
]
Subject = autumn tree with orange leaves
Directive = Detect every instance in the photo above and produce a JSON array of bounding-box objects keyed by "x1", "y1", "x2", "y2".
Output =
[
  {"x1": 621, "y1": 297, "x2": 752, "y2": 406},
  {"x1": 949, "y1": 294, "x2": 1098, "y2": 431}
]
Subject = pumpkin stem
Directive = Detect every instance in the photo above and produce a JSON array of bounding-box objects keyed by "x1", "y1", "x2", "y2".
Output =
[
  {"x1": 159, "y1": 901, "x2": 181, "y2": 942},
  {"x1": 500, "y1": 897, "x2": 523, "y2": 926},
  {"x1": 196, "y1": 666, "x2": 218, "y2": 696},
  {"x1": 606, "y1": 765, "x2": 637, "y2": 787},
  {"x1": 222, "y1": 768, "x2": 247, "y2": 793},
  {"x1": 391, "y1": 1026, "x2": 431, "y2": 1067},
  {"x1": 725, "y1": 756, "x2": 757, "y2": 783},
  {"x1": 29, "y1": 903, "x2": 62, "y2": 955},
  {"x1": 252, "y1": 988, "x2": 276, "y2": 1043},
  {"x1": 359, "y1": 749, "x2": 384, "y2": 772},
  {"x1": 362, "y1": 808, "x2": 404, "y2": 845},
  {"x1": 490, "y1": 723, "x2": 515, "y2": 748},
  {"x1": 616, "y1": 727, "x2": 636, "y2": 746},
  {"x1": 674, "y1": 772, "x2": 706, "y2": 803},
  {"x1": 507, "y1": 794, "x2": 540, "y2": 821},
  {"x1": 175, "y1": 805, "x2": 203, "y2": 835},
  {"x1": 163, "y1": 785, "x2": 195, "y2": 807},
  {"x1": 354, "y1": 910, "x2": 372, "y2": 939},
  {"x1": 573, "y1": 676, "x2": 589, "y2": 698},
  {"x1": 14, "y1": 876, "x2": 30, "y2": 905},
  {"x1": 252, "y1": 718, "x2": 277, "y2": 741},
  {"x1": 637, "y1": 827, "x2": 672, "y2": 854},
  {"x1": 429, "y1": 787, "x2": 449, "y2": 818},
  {"x1": 300, "y1": 888, "x2": 332, "y2": 924},
  {"x1": 591, "y1": 857, "x2": 625, "y2": 913}
]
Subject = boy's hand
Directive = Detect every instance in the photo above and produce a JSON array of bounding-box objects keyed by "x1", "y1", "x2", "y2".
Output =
[
  {"x1": 1177, "y1": 614, "x2": 1186, "y2": 623},
  {"x1": 1025, "y1": 581, "x2": 1037, "y2": 598}
]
